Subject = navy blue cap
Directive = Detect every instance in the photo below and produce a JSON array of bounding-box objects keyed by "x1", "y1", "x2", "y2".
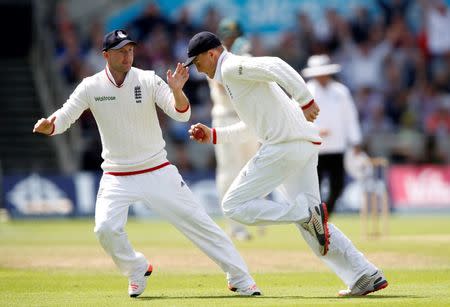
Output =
[
  {"x1": 102, "y1": 29, "x2": 136, "y2": 52},
  {"x1": 183, "y1": 31, "x2": 222, "y2": 67}
]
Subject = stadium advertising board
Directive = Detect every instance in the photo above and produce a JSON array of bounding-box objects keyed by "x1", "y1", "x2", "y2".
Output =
[
  {"x1": 2, "y1": 172, "x2": 219, "y2": 218},
  {"x1": 2, "y1": 173, "x2": 99, "y2": 218},
  {"x1": 388, "y1": 165, "x2": 450, "y2": 210}
]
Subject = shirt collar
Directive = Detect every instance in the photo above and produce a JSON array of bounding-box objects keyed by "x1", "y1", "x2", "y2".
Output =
[
  {"x1": 105, "y1": 64, "x2": 130, "y2": 88},
  {"x1": 213, "y1": 50, "x2": 229, "y2": 84}
]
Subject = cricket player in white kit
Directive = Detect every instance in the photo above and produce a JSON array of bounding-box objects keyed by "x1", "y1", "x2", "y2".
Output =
[
  {"x1": 209, "y1": 19, "x2": 260, "y2": 241},
  {"x1": 184, "y1": 31, "x2": 389, "y2": 296},
  {"x1": 33, "y1": 29, "x2": 261, "y2": 298}
]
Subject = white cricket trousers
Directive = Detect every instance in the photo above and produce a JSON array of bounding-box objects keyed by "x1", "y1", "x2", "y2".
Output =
[
  {"x1": 213, "y1": 115, "x2": 259, "y2": 234},
  {"x1": 94, "y1": 164, "x2": 255, "y2": 289},
  {"x1": 222, "y1": 140, "x2": 378, "y2": 288}
]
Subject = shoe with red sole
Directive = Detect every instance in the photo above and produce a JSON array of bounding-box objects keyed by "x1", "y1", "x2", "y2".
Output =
[{"x1": 338, "y1": 270, "x2": 388, "y2": 297}]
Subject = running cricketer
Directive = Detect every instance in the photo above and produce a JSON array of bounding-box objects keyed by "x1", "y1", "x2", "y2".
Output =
[{"x1": 185, "y1": 31, "x2": 388, "y2": 297}]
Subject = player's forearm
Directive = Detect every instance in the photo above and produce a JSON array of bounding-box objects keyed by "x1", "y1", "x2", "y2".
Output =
[
  {"x1": 173, "y1": 89, "x2": 190, "y2": 113},
  {"x1": 49, "y1": 81, "x2": 89, "y2": 135},
  {"x1": 165, "y1": 89, "x2": 190, "y2": 122},
  {"x1": 213, "y1": 121, "x2": 253, "y2": 144}
]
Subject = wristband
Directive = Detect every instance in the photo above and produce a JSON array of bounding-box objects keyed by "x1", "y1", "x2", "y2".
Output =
[
  {"x1": 301, "y1": 99, "x2": 315, "y2": 110},
  {"x1": 212, "y1": 128, "x2": 217, "y2": 144},
  {"x1": 175, "y1": 104, "x2": 190, "y2": 113}
]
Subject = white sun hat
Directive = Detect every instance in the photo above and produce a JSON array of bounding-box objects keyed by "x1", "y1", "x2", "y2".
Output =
[{"x1": 301, "y1": 54, "x2": 341, "y2": 78}]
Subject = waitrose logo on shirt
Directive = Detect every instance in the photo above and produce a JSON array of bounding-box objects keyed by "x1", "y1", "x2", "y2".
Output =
[{"x1": 94, "y1": 96, "x2": 116, "y2": 102}]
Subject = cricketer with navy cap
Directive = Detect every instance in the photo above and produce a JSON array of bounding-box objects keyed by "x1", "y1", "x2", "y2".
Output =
[
  {"x1": 33, "y1": 29, "x2": 261, "y2": 298},
  {"x1": 187, "y1": 31, "x2": 389, "y2": 297},
  {"x1": 183, "y1": 31, "x2": 222, "y2": 67}
]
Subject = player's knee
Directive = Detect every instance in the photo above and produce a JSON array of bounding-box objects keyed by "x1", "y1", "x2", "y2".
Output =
[
  {"x1": 223, "y1": 205, "x2": 247, "y2": 224},
  {"x1": 94, "y1": 221, "x2": 119, "y2": 239},
  {"x1": 222, "y1": 194, "x2": 238, "y2": 212},
  {"x1": 222, "y1": 196, "x2": 252, "y2": 223}
]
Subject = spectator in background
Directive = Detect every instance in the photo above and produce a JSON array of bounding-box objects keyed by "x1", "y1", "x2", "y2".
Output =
[
  {"x1": 84, "y1": 21, "x2": 106, "y2": 74},
  {"x1": 354, "y1": 86, "x2": 392, "y2": 136},
  {"x1": 172, "y1": 7, "x2": 198, "y2": 63},
  {"x1": 248, "y1": 35, "x2": 267, "y2": 57},
  {"x1": 273, "y1": 32, "x2": 304, "y2": 72},
  {"x1": 202, "y1": 6, "x2": 221, "y2": 34},
  {"x1": 376, "y1": 0, "x2": 412, "y2": 26},
  {"x1": 55, "y1": 28, "x2": 88, "y2": 86},
  {"x1": 391, "y1": 111, "x2": 426, "y2": 163},
  {"x1": 295, "y1": 11, "x2": 315, "y2": 57},
  {"x1": 350, "y1": 6, "x2": 372, "y2": 44},
  {"x1": 129, "y1": 2, "x2": 172, "y2": 41},
  {"x1": 337, "y1": 20, "x2": 394, "y2": 92},
  {"x1": 425, "y1": 95, "x2": 450, "y2": 136},
  {"x1": 314, "y1": 8, "x2": 346, "y2": 54},
  {"x1": 302, "y1": 54, "x2": 363, "y2": 215},
  {"x1": 425, "y1": 94, "x2": 450, "y2": 163},
  {"x1": 424, "y1": 0, "x2": 450, "y2": 58}
]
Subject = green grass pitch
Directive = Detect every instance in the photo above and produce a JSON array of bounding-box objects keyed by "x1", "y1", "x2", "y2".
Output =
[{"x1": 1, "y1": 215, "x2": 450, "y2": 306}]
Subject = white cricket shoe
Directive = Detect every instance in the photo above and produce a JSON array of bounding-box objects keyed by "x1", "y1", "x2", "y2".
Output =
[
  {"x1": 301, "y1": 203, "x2": 330, "y2": 255},
  {"x1": 128, "y1": 264, "x2": 153, "y2": 298},
  {"x1": 338, "y1": 270, "x2": 388, "y2": 296},
  {"x1": 228, "y1": 284, "x2": 262, "y2": 296}
]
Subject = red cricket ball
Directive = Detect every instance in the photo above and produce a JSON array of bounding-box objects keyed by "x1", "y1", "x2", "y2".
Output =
[{"x1": 193, "y1": 127, "x2": 205, "y2": 140}]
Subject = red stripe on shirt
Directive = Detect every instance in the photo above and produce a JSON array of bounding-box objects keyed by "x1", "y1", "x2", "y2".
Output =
[{"x1": 105, "y1": 162, "x2": 171, "y2": 176}]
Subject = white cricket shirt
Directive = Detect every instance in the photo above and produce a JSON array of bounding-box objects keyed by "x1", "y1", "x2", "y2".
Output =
[
  {"x1": 306, "y1": 79, "x2": 362, "y2": 154},
  {"x1": 212, "y1": 51, "x2": 321, "y2": 145},
  {"x1": 50, "y1": 66, "x2": 190, "y2": 173},
  {"x1": 209, "y1": 39, "x2": 251, "y2": 120}
]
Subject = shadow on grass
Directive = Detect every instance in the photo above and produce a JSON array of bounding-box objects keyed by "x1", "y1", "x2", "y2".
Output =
[{"x1": 137, "y1": 294, "x2": 426, "y2": 300}]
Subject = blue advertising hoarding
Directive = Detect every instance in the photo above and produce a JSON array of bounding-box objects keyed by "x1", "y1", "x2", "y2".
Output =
[
  {"x1": 2, "y1": 172, "x2": 221, "y2": 219},
  {"x1": 3, "y1": 173, "x2": 99, "y2": 218}
]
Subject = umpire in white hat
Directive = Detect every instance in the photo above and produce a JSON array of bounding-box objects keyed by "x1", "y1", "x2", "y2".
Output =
[{"x1": 302, "y1": 54, "x2": 363, "y2": 215}]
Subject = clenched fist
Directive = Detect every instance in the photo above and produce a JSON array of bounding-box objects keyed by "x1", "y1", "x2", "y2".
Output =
[
  {"x1": 303, "y1": 101, "x2": 320, "y2": 122},
  {"x1": 33, "y1": 116, "x2": 56, "y2": 135}
]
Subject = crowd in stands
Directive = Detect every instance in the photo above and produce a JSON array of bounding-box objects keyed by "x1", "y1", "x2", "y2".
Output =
[{"x1": 51, "y1": 0, "x2": 450, "y2": 172}]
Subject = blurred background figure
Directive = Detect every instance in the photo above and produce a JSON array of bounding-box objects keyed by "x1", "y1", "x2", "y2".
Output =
[
  {"x1": 302, "y1": 54, "x2": 363, "y2": 215},
  {"x1": 208, "y1": 18, "x2": 260, "y2": 240}
]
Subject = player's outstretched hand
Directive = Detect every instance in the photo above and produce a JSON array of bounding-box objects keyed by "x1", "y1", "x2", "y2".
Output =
[
  {"x1": 167, "y1": 63, "x2": 189, "y2": 91},
  {"x1": 33, "y1": 116, "x2": 56, "y2": 135},
  {"x1": 303, "y1": 101, "x2": 320, "y2": 122},
  {"x1": 189, "y1": 123, "x2": 211, "y2": 144}
]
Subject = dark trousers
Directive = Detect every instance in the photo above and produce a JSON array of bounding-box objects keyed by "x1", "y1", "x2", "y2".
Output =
[{"x1": 318, "y1": 153, "x2": 344, "y2": 215}]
